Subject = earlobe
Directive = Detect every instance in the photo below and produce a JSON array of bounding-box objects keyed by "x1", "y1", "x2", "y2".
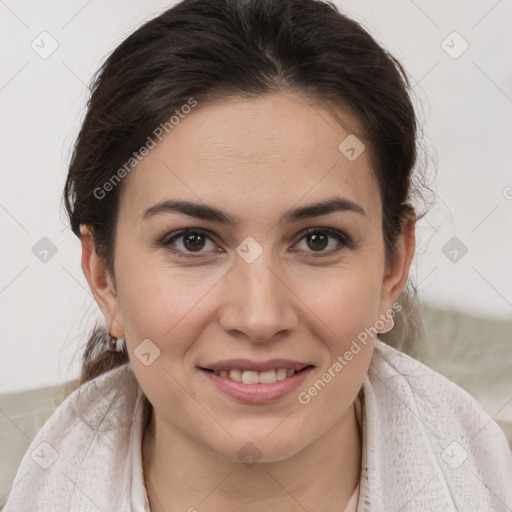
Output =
[{"x1": 79, "y1": 224, "x2": 125, "y2": 339}]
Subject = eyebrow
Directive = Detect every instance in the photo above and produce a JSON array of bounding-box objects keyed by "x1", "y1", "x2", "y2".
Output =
[{"x1": 141, "y1": 196, "x2": 366, "y2": 225}]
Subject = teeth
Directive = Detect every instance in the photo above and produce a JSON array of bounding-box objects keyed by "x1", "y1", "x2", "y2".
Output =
[
  {"x1": 242, "y1": 371, "x2": 259, "y2": 384},
  {"x1": 228, "y1": 369, "x2": 242, "y2": 382},
  {"x1": 214, "y1": 368, "x2": 297, "y2": 384},
  {"x1": 275, "y1": 368, "x2": 287, "y2": 381}
]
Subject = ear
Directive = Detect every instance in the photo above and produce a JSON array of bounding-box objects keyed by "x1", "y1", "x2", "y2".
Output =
[
  {"x1": 379, "y1": 209, "x2": 416, "y2": 320},
  {"x1": 79, "y1": 224, "x2": 125, "y2": 339}
]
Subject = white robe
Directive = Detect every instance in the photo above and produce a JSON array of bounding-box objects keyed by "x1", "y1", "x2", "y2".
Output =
[{"x1": 3, "y1": 339, "x2": 512, "y2": 511}]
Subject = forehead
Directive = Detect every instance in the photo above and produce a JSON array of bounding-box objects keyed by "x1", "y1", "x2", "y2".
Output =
[{"x1": 118, "y1": 92, "x2": 380, "y2": 223}]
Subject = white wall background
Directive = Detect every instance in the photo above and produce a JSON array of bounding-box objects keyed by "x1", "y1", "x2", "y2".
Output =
[{"x1": 1, "y1": 0, "x2": 511, "y2": 393}]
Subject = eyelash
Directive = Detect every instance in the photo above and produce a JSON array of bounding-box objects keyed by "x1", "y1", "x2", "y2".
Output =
[{"x1": 159, "y1": 227, "x2": 353, "y2": 260}]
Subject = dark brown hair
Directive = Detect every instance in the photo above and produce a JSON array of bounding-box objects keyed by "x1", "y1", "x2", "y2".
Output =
[{"x1": 63, "y1": 0, "x2": 430, "y2": 387}]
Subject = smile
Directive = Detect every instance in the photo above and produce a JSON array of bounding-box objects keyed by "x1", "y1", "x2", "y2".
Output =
[
  {"x1": 198, "y1": 364, "x2": 315, "y2": 403},
  {"x1": 201, "y1": 366, "x2": 313, "y2": 384}
]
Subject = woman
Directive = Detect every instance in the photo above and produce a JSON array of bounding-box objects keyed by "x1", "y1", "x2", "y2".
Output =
[{"x1": 4, "y1": 0, "x2": 511, "y2": 510}]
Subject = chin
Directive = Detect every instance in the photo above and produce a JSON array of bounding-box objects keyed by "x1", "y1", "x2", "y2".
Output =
[{"x1": 208, "y1": 431, "x2": 308, "y2": 466}]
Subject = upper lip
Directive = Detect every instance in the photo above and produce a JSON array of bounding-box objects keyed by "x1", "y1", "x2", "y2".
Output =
[{"x1": 199, "y1": 359, "x2": 313, "y2": 372}]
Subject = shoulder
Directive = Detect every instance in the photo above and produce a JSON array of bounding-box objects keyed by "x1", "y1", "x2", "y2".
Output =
[
  {"x1": 2, "y1": 363, "x2": 141, "y2": 512},
  {"x1": 369, "y1": 339, "x2": 508, "y2": 443},
  {"x1": 370, "y1": 339, "x2": 503, "y2": 434},
  {"x1": 365, "y1": 339, "x2": 512, "y2": 507},
  {"x1": 25, "y1": 362, "x2": 141, "y2": 436}
]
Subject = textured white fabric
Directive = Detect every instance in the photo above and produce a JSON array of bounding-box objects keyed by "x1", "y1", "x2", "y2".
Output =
[
  {"x1": 358, "y1": 342, "x2": 512, "y2": 511},
  {"x1": 130, "y1": 388, "x2": 151, "y2": 512},
  {"x1": 3, "y1": 339, "x2": 512, "y2": 511}
]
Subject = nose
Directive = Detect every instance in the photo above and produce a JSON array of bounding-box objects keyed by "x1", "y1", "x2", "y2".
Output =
[{"x1": 217, "y1": 249, "x2": 298, "y2": 342}]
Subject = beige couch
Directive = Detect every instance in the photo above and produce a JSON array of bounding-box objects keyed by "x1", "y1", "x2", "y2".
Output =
[{"x1": 1, "y1": 302, "x2": 511, "y2": 508}]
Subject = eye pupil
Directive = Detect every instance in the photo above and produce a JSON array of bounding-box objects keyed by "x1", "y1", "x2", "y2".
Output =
[
  {"x1": 307, "y1": 232, "x2": 328, "y2": 251},
  {"x1": 184, "y1": 232, "x2": 205, "y2": 251}
]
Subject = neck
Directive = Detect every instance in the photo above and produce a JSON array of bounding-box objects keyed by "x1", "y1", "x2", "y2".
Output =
[{"x1": 142, "y1": 401, "x2": 362, "y2": 512}]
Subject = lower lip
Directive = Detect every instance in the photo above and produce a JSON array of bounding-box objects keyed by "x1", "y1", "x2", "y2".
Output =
[{"x1": 199, "y1": 367, "x2": 314, "y2": 404}]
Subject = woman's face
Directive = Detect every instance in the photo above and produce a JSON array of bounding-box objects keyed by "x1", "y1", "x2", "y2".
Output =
[{"x1": 84, "y1": 91, "x2": 413, "y2": 462}]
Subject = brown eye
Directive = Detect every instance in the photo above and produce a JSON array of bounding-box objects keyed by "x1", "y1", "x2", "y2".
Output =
[
  {"x1": 161, "y1": 229, "x2": 219, "y2": 259},
  {"x1": 306, "y1": 232, "x2": 329, "y2": 251},
  {"x1": 293, "y1": 228, "x2": 352, "y2": 256},
  {"x1": 182, "y1": 232, "x2": 206, "y2": 251}
]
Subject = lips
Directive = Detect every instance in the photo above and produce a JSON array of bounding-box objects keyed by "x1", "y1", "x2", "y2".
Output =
[{"x1": 199, "y1": 363, "x2": 315, "y2": 403}]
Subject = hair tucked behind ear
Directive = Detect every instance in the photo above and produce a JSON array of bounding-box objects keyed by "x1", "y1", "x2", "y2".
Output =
[{"x1": 63, "y1": 0, "x2": 432, "y2": 386}]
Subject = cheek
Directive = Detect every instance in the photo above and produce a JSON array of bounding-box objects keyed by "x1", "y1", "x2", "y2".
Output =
[
  {"x1": 295, "y1": 273, "x2": 379, "y2": 409},
  {"x1": 114, "y1": 257, "x2": 216, "y2": 425},
  {"x1": 298, "y1": 265, "x2": 382, "y2": 344},
  {"x1": 291, "y1": 274, "x2": 378, "y2": 435},
  {"x1": 115, "y1": 252, "x2": 223, "y2": 345}
]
